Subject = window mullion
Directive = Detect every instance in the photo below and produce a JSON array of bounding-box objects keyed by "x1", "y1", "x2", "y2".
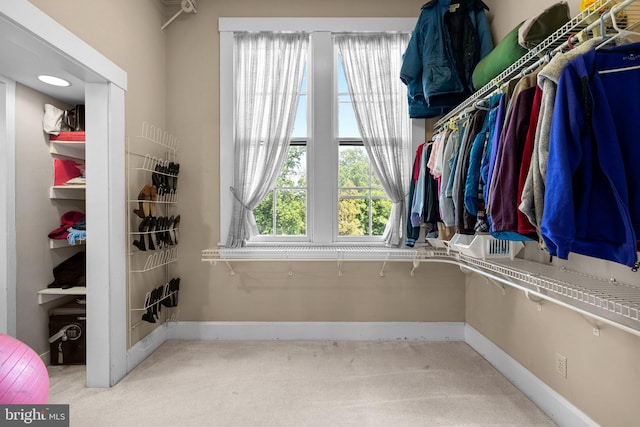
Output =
[{"x1": 310, "y1": 32, "x2": 336, "y2": 244}]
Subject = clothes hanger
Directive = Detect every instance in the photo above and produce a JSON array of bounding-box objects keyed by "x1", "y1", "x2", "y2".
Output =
[
  {"x1": 596, "y1": 2, "x2": 640, "y2": 50},
  {"x1": 474, "y1": 98, "x2": 490, "y2": 111},
  {"x1": 596, "y1": 3, "x2": 640, "y2": 74}
]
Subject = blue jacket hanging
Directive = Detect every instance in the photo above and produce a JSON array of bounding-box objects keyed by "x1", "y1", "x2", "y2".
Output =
[
  {"x1": 542, "y1": 42, "x2": 640, "y2": 268},
  {"x1": 400, "y1": 0, "x2": 494, "y2": 118}
]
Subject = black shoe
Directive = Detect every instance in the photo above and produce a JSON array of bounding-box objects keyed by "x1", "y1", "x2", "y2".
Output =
[
  {"x1": 172, "y1": 215, "x2": 180, "y2": 245},
  {"x1": 132, "y1": 217, "x2": 150, "y2": 251},
  {"x1": 147, "y1": 217, "x2": 156, "y2": 251},
  {"x1": 165, "y1": 215, "x2": 175, "y2": 245},
  {"x1": 141, "y1": 292, "x2": 155, "y2": 323},
  {"x1": 170, "y1": 277, "x2": 180, "y2": 307},
  {"x1": 155, "y1": 216, "x2": 165, "y2": 249}
]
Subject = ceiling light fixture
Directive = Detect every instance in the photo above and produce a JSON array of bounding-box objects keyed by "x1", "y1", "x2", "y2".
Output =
[{"x1": 37, "y1": 75, "x2": 71, "y2": 87}]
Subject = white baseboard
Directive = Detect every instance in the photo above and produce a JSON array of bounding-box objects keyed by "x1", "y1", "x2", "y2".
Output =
[
  {"x1": 126, "y1": 323, "x2": 168, "y2": 373},
  {"x1": 464, "y1": 325, "x2": 597, "y2": 427},
  {"x1": 166, "y1": 321, "x2": 465, "y2": 342}
]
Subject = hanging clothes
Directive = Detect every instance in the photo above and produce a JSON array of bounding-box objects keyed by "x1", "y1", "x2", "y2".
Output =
[
  {"x1": 454, "y1": 109, "x2": 486, "y2": 235},
  {"x1": 542, "y1": 41, "x2": 640, "y2": 268},
  {"x1": 488, "y1": 68, "x2": 540, "y2": 241},
  {"x1": 423, "y1": 144, "x2": 442, "y2": 230},
  {"x1": 484, "y1": 76, "x2": 519, "y2": 215},
  {"x1": 519, "y1": 37, "x2": 602, "y2": 236},
  {"x1": 515, "y1": 84, "x2": 543, "y2": 238},
  {"x1": 400, "y1": 0, "x2": 493, "y2": 118},
  {"x1": 463, "y1": 93, "x2": 503, "y2": 233},
  {"x1": 405, "y1": 143, "x2": 426, "y2": 247},
  {"x1": 439, "y1": 126, "x2": 460, "y2": 227}
]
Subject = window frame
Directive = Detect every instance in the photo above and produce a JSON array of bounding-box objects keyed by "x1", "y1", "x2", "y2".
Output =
[{"x1": 219, "y1": 18, "x2": 423, "y2": 248}]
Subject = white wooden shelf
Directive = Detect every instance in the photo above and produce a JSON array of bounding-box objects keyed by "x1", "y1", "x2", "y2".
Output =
[
  {"x1": 37, "y1": 286, "x2": 86, "y2": 304},
  {"x1": 49, "y1": 238, "x2": 85, "y2": 249},
  {"x1": 49, "y1": 140, "x2": 85, "y2": 159},
  {"x1": 50, "y1": 185, "x2": 86, "y2": 199}
]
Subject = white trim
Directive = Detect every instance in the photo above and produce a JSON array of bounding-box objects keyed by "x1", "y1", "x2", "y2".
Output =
[
  {"x1": 464, "y1": 325, "x2": 598, "y2": 427},
  {"x1": 0, "y1": 75, "x2": 16, "y2": 336},
  {"x1": 167, "y1": 321, "x2": 465, "y2": 341},
  {"x1": 127, "y1": 323, "x2": 169, "y2": 373},
  {"x1": 310, "y1": 31, "x2": 336, "y2": 243},
  {"x1": 219, "y1": 17, "x2": 417, "y2": 33},
  {"x1": 0, "y1": 1, "x2": 126, "y2": 90},
  {"x1": 85, "y1": 82, "x2": 127, "y2": 387},
  {"x1": 219, "y1": 31, "x2": 234, "y2": 246}
]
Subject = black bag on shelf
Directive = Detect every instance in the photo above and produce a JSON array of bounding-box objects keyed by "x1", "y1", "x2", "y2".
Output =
[
  {"x1": 66, "y1": 104, "x2": 85, "y2": 131},
  {"x1": 48, "y1": 251, "x2": 86, "y2": 289}
]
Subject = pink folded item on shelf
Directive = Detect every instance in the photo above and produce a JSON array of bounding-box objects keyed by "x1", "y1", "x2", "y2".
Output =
[
  {"x1": 48, "y1": 211, "x2": 85, "y2": 240},
  {"x1": 53, "y1": 159, "x2": 84, "y2": 186},
  {"x1": 49, "y1": 131, "x2": 86, "y2": 141}
]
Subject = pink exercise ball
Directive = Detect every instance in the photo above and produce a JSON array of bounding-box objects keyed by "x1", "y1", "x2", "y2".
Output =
[{"x1": 0, "y1": 333, "x2": 49, "y2": 404}]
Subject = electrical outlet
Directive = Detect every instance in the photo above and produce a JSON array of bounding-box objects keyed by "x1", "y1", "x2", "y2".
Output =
[{"x1": 556, "y1": 353, "x2": 567, "y2": 378}]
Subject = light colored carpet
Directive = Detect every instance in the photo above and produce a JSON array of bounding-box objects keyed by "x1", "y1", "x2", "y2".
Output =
[{"x1": 48, "y1": 340, "x2": 556, "y2": 427}]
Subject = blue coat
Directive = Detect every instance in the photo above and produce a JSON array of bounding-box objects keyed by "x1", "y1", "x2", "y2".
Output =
[
  {"x1": 400, "y1": 0, "x2": 493, "y2": 118},
  {"x1": 542, "y1": 42, "x2": 640, "y2": 268}
]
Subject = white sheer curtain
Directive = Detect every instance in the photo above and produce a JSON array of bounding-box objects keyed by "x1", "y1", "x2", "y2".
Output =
[
  {"x1": 226, "y1": 32, "x2": 308, "y2": 248},
  {"x1": 335, "y1": 33, "x2": 412, "y2": 246}
]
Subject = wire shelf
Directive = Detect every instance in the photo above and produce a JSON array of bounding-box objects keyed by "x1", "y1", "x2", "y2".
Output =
[
  {"x1": 203, "y1": 245, "x2": 640, "y2": 335},
  {"x1": 434, "y1": 0, "x2": 622, "y2": 130}
]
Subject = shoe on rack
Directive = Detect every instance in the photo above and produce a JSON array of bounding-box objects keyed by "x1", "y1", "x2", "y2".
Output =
[
  {"x1": 165, "y1": 215, "x2": 175, "y2": 245},
  {"x1": 147, "y1": 216, "x2": 156, "y2": 251},
  {"x1": 149, "y1": 185, "x2": 157, "y2": 217},
  {"x1": 169, "y1": 277, "x2": 180, "y2": 307},
  {"x1": 140, "y1": 185, "x2": 153, "y2": 217},
  {"x1": 172, "y1": 215, "x2": 180, "y2": 245},
  {"x1": 133, "y1": 185, "x2": 151, "y2": 218},
  {"x1": 168, "y1": 162, "x2": 180, "y2": 193},
  {"x1": 141, "y1": 292, "x2": 155, "y2": 323},
  {"x1": 155, "y1": 216, "x2": 165, "y2": 249},
  {"x1": 151, "y1": 288, "x2": 160, "y2": 322},
  {"x1": 152, "y1": 164, "x2": 163, "y2": 195},
  {"x1": 161, "y1": 282, "x2": 173, "y2": 308},
  {"x1": 132, "y1": 216, "x2": 150, "y2": 251}
]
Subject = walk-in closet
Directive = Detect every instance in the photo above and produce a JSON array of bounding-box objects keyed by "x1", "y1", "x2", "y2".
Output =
[{"x1": 2, "y1": 0, "x2": 640, "y2": 426}]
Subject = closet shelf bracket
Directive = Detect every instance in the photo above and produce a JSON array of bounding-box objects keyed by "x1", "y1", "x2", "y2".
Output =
[{"x1": 524, "y1": 290, "x2": 545, "y2": 311}]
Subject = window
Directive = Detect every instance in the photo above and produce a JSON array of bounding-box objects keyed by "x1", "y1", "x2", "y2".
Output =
[
  {"x1": 337, "y1": 56, "x2": 392, "y2": 237},
  {"x1": 254, "y1": 67, "x2": 308, "y2": 238},
  {"x1": 219, "y1": 19, "x2": 423, "y2": 248}
]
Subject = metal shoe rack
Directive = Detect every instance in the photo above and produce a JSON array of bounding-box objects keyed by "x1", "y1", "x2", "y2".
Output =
[{"x1": 127, "y1": 122, "x2": 181, "y2": 347}]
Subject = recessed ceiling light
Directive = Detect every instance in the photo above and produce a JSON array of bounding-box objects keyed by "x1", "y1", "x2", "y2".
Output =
[{"x1": 37, "y1": 75, "x2": 71, "y2": 87}]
